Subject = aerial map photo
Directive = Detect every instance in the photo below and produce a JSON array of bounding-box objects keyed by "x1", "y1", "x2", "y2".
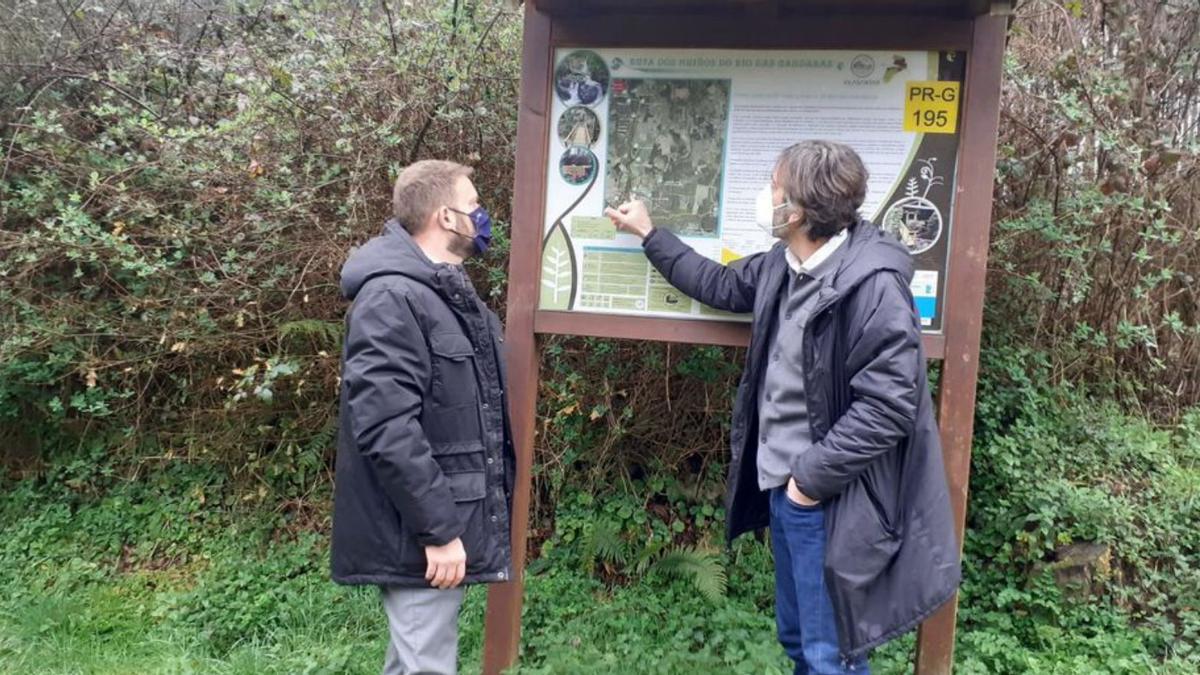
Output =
[{"x1": 605, "y1": 78, "x2": 731, "y2": 238}]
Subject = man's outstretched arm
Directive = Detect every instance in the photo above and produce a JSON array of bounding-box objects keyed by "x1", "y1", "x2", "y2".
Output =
[{"x1": 606, "y1": 199, "x2": 767, "y2": 313}]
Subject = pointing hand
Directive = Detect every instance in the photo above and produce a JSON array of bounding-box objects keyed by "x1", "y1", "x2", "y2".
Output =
[{"x1": 604, "y1": 198, "x2": 654, "y2": 240}]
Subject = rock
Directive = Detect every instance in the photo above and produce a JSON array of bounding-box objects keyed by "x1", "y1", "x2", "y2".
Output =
[{"x1": 1042, "y1": 542, "x2": 1112, "y2": 599}]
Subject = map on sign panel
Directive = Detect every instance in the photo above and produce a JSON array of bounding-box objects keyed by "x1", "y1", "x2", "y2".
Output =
[
  {"x1": 604, "y1": 78, "x2": 730, "y2": 239},
  {"x1": 539, "y1": 48, "x2": 964, "y2": 332}
]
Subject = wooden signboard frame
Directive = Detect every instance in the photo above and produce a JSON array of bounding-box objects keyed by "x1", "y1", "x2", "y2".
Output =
[{"x1": 484, "y1": 2, "x2": 1009, "y2": 673}]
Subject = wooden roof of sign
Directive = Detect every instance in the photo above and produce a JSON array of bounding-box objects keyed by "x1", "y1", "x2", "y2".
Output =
[{"x1": 527, "y1": 0, "x2": 1010, "y2": 18}]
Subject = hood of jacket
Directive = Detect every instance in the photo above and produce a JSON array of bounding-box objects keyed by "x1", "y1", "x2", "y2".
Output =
[
  {"x1": 829, "y1": 218, "x2": 915, "y2": 297},
  {"x1": 340, "y1": 218, "x2": 453, "y2": 301}
]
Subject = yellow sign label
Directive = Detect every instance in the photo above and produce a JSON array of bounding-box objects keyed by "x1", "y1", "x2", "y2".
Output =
[{"x1": 903, "y1": 81, "x2": 960, "y2": 134}]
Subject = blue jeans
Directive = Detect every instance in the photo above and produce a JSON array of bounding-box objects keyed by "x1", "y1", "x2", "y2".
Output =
[{"x1": 770, "y1": 486, "x2": 870, "y2": 675}]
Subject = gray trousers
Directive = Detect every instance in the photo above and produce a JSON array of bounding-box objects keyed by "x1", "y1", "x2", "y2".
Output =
[{"x1": 380, "y1": 585, "x2": 466, "y2": 675}]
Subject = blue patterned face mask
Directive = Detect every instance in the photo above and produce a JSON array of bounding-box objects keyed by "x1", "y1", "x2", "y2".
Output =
[{"x1": 448, "y1": 206, "x2": 494, "y2": 255}]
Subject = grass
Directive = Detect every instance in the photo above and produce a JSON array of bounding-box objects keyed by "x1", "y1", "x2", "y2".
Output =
[
  {"x1": 4, "y1": 534, "x2": 1192, "y2": 675},
  {"x1": 2, "y1": 404, "x2": 1197, "y2": 674},
  {"x1": 0, "y1": 523, "x2": 418, "y2": 674},
  {"x1": 0, "y1": 536, "x2": 839, "y2": 675}
]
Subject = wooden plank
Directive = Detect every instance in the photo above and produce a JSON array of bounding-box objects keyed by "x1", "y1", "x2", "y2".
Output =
[
  {"x1": 535, "y1": 310, "x2": 750, "y2": 347},
  {"x1": 926, "y1": 333, "x2": 946, "y2": 362},
  {"x1": 535, "y1": 310, "x2": 948, "y2": 358},
  {"x1": 532, "y1": 0, "x2": 987, "y2": 18},
  {"x1": 481, "y1": 5, "x2": 553, "y2": 675},
  {"x1": 913, "y1": 14, "x2": 1007, "y2": 675},
  {"x1": 552, "y1": 13, "x2": 973, "y2": 50}
]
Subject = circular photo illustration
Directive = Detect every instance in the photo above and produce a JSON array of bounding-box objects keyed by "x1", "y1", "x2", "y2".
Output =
[
  {"x1": 557, "y1": 106, "x2": 601, "y2": 148},
  {"x1": 881, "y1": 196, "x2": 944, "y2": 255},
  {"x1": 554, "y1": 50, "x2": 609, "y2": 107},
  {"x1": 559, "y1": 145, "x2": 598, "y2": 186}
]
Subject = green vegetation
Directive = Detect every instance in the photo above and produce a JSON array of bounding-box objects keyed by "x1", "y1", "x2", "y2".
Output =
[
  {"x1": 2, "y1": 1, "x2": 1198, "y2": 673},
  {"x1": 1, "y1": 350, "x2": 1197, "y2": 672}
]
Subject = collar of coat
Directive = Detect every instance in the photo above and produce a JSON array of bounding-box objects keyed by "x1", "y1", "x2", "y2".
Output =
[{"x1": 765, "y1": 218, "x2": 916, "y2": 317}]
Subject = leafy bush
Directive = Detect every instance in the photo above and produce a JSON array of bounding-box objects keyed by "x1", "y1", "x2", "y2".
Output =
[
  {"x1": 960, "y1": 337, "x2": 1200, "y2": 669},
  {"x1": 991, "y1": 1, "x2": 1200, "y2": 415},
  {"x1": 0, "y1": 1, "x2": 522, "y2": 466}
]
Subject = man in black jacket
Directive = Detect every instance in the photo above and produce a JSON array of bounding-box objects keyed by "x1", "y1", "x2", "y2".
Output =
[
  {"x1": 606, "y1": 141, "x2": 960, "y2": 673},
  {"x1": 332, "y1": 160, "x2": 513, "y2": 675}
]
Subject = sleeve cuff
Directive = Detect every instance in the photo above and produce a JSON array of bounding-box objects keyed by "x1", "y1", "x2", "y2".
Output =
[
  {"x1": 419, "y1": 520, "x2": 467, "y2": 548},
  {"x1": 791, "y1": 453, "x2": 832, "y2": 502}
]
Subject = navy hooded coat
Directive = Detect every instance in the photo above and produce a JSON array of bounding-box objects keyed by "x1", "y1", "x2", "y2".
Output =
[
  {"x1": 643, "y1": 219, "x2": 961, "y2": 659},
  {"x1": 331, "y1": 220, "x2": 514, "y2": 588}
]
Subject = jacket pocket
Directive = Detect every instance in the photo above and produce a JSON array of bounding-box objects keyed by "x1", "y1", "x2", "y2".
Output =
[
  {"x1": 431, "y1": 440, "x2": 487, "y2": 474},
  {"x1": 423, "y1": 403, "x2": 483, "y2": 445},
  {"x1": 395, "y1": 454, "x2": 488, "y2": 578},
  {"x1": 446, "y1": 470, "x2": 489, "y2": 574},
  {"x1": 447, "y1": 470, "x2": 486, "y2": 501},
  {"x1": 825, "y1": 479, "x2": 901, "y2": 591},
  {"x1": 861, "y1": 473, "x2": 898, "y2": 538},
  {"x1": 429, "y1": 332, "x2": 478, "y2": 408}
]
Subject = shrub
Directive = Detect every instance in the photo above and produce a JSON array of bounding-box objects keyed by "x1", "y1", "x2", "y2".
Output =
[
  {"x1": 990, "y1": 1, "x2": 1200, "y2": 415},
  {"x1": 0, "y1": 1, "x2": 522, "y2": 467}
]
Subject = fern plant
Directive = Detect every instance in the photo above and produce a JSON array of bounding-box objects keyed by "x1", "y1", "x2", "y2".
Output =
[
  {"x1": 579, "y1": 520, "x2": 627, "y2": 575},
  {"x1": 650, "y1": 545, "x2": 728, "y2": 603},
  {"x1": 584, "y1": 531, "x2": 728, "y2": 602},
  {"x1": 278, "y1": 319, "x2": 343, "y2": 350}
]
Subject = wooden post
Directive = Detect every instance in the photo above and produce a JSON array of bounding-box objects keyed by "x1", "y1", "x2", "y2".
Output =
[
  {"x1": 482, "y1": 5, "x2": 552, "y2": 675},
  {"x1": 914, "y1": 14, "x2": 1007, "y2": 674}
]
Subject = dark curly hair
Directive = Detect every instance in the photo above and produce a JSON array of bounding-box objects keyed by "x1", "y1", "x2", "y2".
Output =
[{"x1": 774, "y1": 140, "x2": 869, "y2": 241}]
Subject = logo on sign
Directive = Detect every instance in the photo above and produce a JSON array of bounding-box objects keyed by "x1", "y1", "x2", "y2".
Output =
[{"x1": 850, "y1": 54, "x2": 875, "y2": 78}]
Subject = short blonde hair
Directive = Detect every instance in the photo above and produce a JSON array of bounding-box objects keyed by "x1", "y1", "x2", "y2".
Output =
[{"x1": 392, "y1": 160, "x2": 474, "y2": 234}]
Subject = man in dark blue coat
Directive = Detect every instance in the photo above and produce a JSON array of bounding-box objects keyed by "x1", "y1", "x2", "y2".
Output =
[
  {"x1": 606, "y1": 141, "x2": 960, "y2": 673},
  {"x1": 332, "y1": 160, "x2": 513, "y2": 675}
]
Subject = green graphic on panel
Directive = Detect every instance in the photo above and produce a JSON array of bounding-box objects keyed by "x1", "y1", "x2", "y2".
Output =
[
  {"x1": 570, "y1": 216, "x2": 618, "y2": 240},
  {"x1": 578, "y1": 248, "x2": 695, "y2": 314},
  {"x1": 579, "y1": 248, "x2": 648, "y2": 311},
  {"x1": 698, "y1": 303, "x2": 742, "y2": 318},
  {"x1": 647, "y1": 271, "x2": 694, "y2": 314},
  {"x1": 540, "y1": 224, "x2": 576, "y2": 311}
]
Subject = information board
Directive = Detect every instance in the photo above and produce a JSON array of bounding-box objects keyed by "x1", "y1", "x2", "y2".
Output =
[
  {"x1": 488, "y1": 8, "x2": 1011, "y2": 674},
  {"x1": 537, "y1": 48, "x2": 966, "y2": 332}
]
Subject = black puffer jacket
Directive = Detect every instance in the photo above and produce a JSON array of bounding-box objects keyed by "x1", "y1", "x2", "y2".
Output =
[
  {"x1": 331, "y1": 219, "x2": 513, "y2": 587},
  {"x1": 643, "y1": 220, "x2": 961, "y2": 659}
]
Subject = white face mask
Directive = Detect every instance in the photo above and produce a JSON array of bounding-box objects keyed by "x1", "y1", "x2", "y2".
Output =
[{"x1": 754, "y1": 183, "x2": 792, "y2": 238}]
